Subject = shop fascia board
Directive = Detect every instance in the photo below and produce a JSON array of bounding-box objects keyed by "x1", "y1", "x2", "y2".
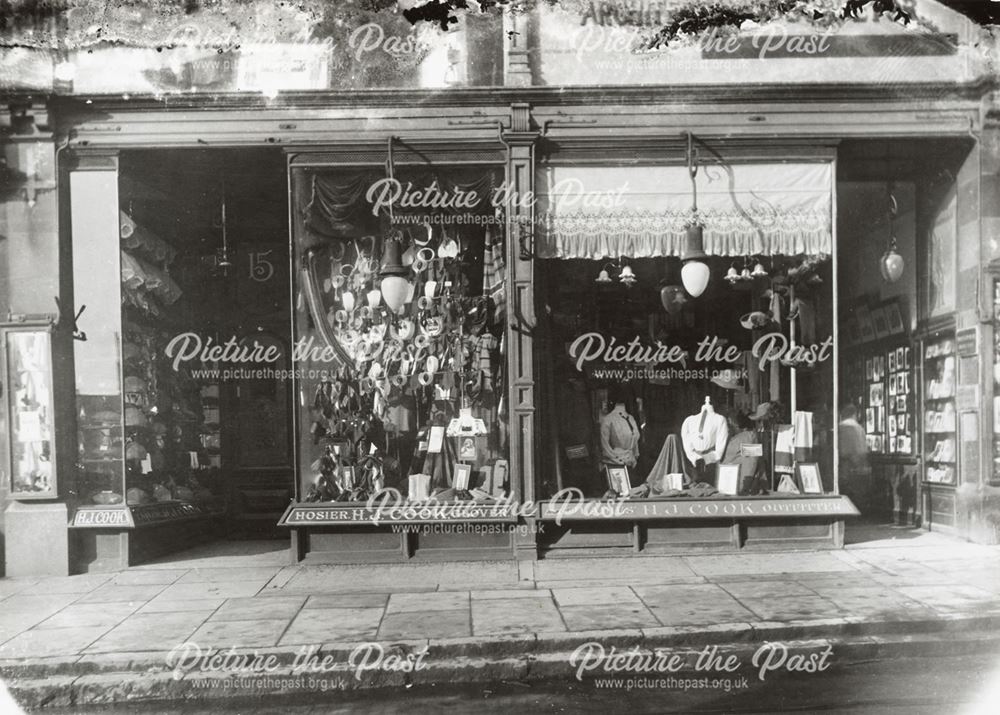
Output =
[
  {"x1": 56, "y1": 106, "x2": 982, "y2": 150},
  {"x1": 55, "y1": 104, "x2": 512, "y2": 150},
  {"x1": 531, "y1": 104, "x2": 983, "y2": 144},
  {"x1": 48, "y1": 81, "x2": 991, "y2": 147}
]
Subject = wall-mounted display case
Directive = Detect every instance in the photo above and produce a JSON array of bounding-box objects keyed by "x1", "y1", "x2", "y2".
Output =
[
  {"x1": 2, "y1": 323, "x2": 58, "y2": 500},
  {"x1": 922, "y1": 334, "x2": 957, "y2": 485}
]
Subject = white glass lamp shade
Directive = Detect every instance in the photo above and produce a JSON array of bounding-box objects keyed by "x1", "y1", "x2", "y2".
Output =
[
  {"x1": 380, "y1": 276, "x2": 411, "y2": 313},
  {"x1": 681, "y1": 260, "x2": 710, "y2": 297},
  {"x1": 342, "y1": 290, "x2": 356, "y2": 312},
  {"x1": 880, "y1": 249, "x2": 904, "y2": 283}
]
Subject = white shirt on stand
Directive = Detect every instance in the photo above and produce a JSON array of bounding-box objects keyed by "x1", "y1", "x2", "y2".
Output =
[{"x1": 681, "y1": 409, "x2": 729, "y2": 466}]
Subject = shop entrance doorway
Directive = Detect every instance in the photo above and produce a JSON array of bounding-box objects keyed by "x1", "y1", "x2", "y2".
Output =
[
  {"x1": 113, "y1": 148, "x2": 293, "y2": 551},
  {"x1": 836, "y1": 137, "x2": 972, "y2": 530}
]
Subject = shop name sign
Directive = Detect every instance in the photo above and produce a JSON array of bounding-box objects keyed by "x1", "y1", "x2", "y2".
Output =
[
  {"x1": 568, "y1": 333, "x2": 834, "y2": 372},
  {"x1": 71, "y1": 507, "x2": 134, "y2": 528},
  {"x1": 281, "y1": 501, "x2": 518, "y2": 526},
  {"x1": 539, "y1": 495, "x2": 860, "y2": 521}
]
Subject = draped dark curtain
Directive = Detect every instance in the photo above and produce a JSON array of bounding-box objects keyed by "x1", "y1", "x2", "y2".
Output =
[{"x1": 299, "y1": 167, "x2": 504, "y2": 240}]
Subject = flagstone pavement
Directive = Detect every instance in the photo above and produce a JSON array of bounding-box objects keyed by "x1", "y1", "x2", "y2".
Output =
[{"x1": 1, "y1": 527, "x2": 999, "y2": 661}]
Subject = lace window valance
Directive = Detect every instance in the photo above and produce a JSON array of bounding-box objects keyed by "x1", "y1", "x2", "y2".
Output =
[{"x1": 536, "y1": 163, "x2": 833, "y2": 259}]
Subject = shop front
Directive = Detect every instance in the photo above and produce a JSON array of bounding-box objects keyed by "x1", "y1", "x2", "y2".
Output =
[{"x1": 3, "y1": 1, "x2": 999, "y2": 577}]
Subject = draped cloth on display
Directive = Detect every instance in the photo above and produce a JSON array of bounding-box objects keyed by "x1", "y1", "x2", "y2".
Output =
[
  {"x1": 645, "y1": 434, "x2": 689, "y2": 486},
  {"x1": 300, "y1": 169, "x2": 503, "y2": 238},
  {"x1": 536, "y1": 163, "x2": 833, "y2": 259}
]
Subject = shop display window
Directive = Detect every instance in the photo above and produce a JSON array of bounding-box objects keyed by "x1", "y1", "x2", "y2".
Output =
[
  {"x1": 923, "y1": 335, "x2": 957, "y2": 485},
  {"x1": 538, "y1": 255, "x2": 834, "y2": 500},
  {"x1": 532, "y1": 159, "x2": 836, "y2": 501},
  {"x1": 290, "y1": 162, "x2": 509, "y2": 504},
  {"x1": 2, "y1": 324, "x2": 58, "y2": 499},
  {"x1": 994, "y1": 280, "x2": 1000, "y2": 484}
]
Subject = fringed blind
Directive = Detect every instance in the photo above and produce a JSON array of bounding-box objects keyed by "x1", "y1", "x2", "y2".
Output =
[{"x1": 536, "y1": 162, "x2": 832, "y2": 259}]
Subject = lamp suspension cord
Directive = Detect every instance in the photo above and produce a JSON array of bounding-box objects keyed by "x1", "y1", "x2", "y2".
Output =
[
  {"x1": 887, "y1": 182, "x2": 897, "y2": 250},
  {"x1": 386, "y1": 136, "x2": 396, "y2": 227},
  {"x1": 686, "y1": 131, "x2": 698, "y2": 213}
]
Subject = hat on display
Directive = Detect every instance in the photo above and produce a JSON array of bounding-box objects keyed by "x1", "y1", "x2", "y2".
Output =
[
  {"x1": 739, "y1": 311, "x2": 772, "y2": 330},
  {"x1": 125, "y1": 440, "x2": 148, "y2": 461},
  {"x1": 711, "y1": 370, "x2": 741, "y2": 390},
  {"x1": 123, "y1": 375, "x2": 147, "y2": 394},
  {"x1": 92, "y1": 410, "x2": 120, "y2": 424},
  {"x1": 749, "y1": 402, "x2": 775, "y2": 421},
  {"x1": 126, "y1": 487, "x2": 152, "y2": 505},
  {"x1": 123, "y1": 341, "x2": 142, "y2": 363},
  {"x1": 124, "y1": 406, "x2": 147, "y2": 427}
]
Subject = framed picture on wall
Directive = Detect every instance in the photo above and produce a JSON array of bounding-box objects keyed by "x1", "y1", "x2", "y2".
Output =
[
  {"x1": 888, "y1": 350, "x2": 897, "y2": 373},
  {"x1": 857, "y1": 305, "x2": 875, "y2": 343},
  {"x1": 925, "y1": 186, "x2": 957, "y2": 319},
  {"x1": 797, "y1": 463, "x2": 823, "y2": 494},
  {"x1": 865, "y1": 358, "x2": 873, "y2": 380},
  {"x1": 886, "y1": 301, "x2": 905, "y2": 334},
  {"x1": 872, "y1": 307, "x2": 890, "y2": 339},
  {"x1": 846, "y1": 317, "x2": 861, "y2": 346}
]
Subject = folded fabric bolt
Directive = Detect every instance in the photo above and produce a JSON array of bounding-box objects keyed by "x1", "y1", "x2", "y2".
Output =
[
  {"x1": 774, "y1": 424, "x2": 794, "y2": 474},
  {"x1": 793, "y1": 411, "x2": 813, "y2": 462}
]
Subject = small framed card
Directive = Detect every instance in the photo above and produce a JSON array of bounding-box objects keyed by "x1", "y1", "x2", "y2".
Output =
[
  {"x1": 427, "y1": 426, "x2": 445, "y2": 454},
  {"x1": 454, "y1": 462, "x2": 473, "y2": 491},
  {"x1": 459, "y1": 436, "x2": 478, "y2": 461},
  {"x1": 888, "y1": 350, "x2": 897, "y2": 373},
  {"x1": 492, "y1": 459, "x2": 508, "y2": 498},
  {"x1": 740, "y1": 443, "x2": 763, "y2": 457},
  {"x1": 408, "y1": 473, "x2": 431, "y2": 501},
  {"x1": 605, "y1": 465, "x2": 631, "y2": 496},
  {"x1": 664, "y1": 473, "x2": 685, "y2": 491},
  {"x1": 797, "y1": 463, "x2": 823, "y2": 494},
  {"x1": 717, "y1": 464, "x2": 739, "y2": 495},
  {"x1": 341, "y1": 466, "x2": 356, "y2": 490}
]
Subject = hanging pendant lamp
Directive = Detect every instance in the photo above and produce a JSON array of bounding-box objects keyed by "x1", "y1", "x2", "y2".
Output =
[
  {"x1": 378, "y1": 137, "x2": 414, "y2": 313},
  {"x1": 680, "y1": 131, "x2": 710, "y2": 298},
  {"x1": 880, "y1": 188, "x2": 904, "y2": 283}
]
